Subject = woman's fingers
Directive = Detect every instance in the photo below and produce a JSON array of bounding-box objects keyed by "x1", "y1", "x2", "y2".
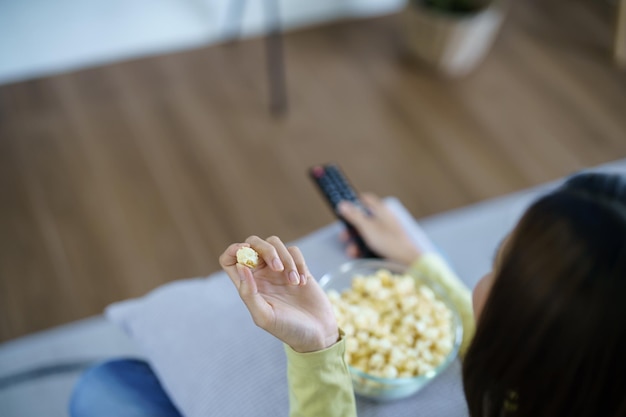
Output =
[
  {"x1": 219, "y1": 236, "x2": 314, "y2": 335},
  {"x1": 360, "y1": 193, "x2": 384, "y2": 215},
  {"x1": 267, "y1": 236, "x2": 300, "y2": 286},
  {"x1": 245, "y1": 235, "x2": 300, "y2": 286},
  {"x1": 346, "y1": 242, "x2": 360, "y2": 258},
  {"x1": 340, "y1": 230, "x2": 361, "y2": 258},
  {"x1": 337, "y1": 200, "x2": 370, "y2": 231},
  {"x1": 219, "y1": 243, "x2": 244, "y2": 268},
  {"x1": 245, "y1": 235, "x2": 282, "y2": 271},
  {"x1": 288, "y1": 246, "x2": 309, "y2": 286},
  {"x1": 362, "y1": 193, "x2": 401, "y2": 224},
  {"x1": 236, "y1": 264, "x2": 273, "y2": 328},
  {"x1": 338, "y1": 229, "x2": 351, "y2": 243}
]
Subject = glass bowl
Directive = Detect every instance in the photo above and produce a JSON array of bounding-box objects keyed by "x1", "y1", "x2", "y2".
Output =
[{"x1": 318, "y1": 259, "x2": 463, "y2": 401}]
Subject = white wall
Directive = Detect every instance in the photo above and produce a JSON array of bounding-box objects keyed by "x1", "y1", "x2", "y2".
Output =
[{"x1": 0, "y1": 0, "x2": 406, "y2": 85}]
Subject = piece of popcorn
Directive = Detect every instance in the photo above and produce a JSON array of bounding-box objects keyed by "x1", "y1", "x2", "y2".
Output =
[
  {"x1": 356, "y1": 331, "x2": 369, "y2": 343},
  {"x1": 394, "y1": 277, "x2": 415, "y2": 295},
  {"x1": 397, "y1": 332, "x2": 415, "y2": 347},
  {"x1": 369, "y1": 353, "x2": 385, "y2": 369},
  {"x1": 419, "y1": 286, "x2": 436, "y2": 300},
  {"x1": 367, "y1": 337, "x2": 380, "y2": 351},
  {"x1": 434, "y1": 338, "x2": 453, "y2": 353},
  {"x1": 352, "y1": 276, "x2": 367, "y2": 293},
  {"x1": 416, "y1": 361, "x2": 434, "y2": 375},
  {"x1": 381, "y1": 364, "x2": 398, "y2": 379},
  {"x1": 236, "y1": 247, "x2": 259, "y2": 268},
  {"x1": 422, "y1": 327, "x2": 440, "y2": 341},
  {"x1": 400, "y1": 296, "x2": 419, "y2": 312},
  {"x1": 354, "y1": 314, "x2": 370, "y2": 330},
  {"x1": 388, "y1": 348, "x2": 406, "y2": 366},
  {"x1": 372, "y1": 322, "x2": 391, "y2": 339},
  {"x1": 345, "y1": 337, "x2": 359, "y2": 353},
  {"x1": 377, "y1": 338, "x2": 392, "y2": 352}
]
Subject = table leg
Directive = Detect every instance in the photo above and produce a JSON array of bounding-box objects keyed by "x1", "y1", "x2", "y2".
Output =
[
  {"x1": 616, "y1": 0, "x2": 626, "y2": 67},
  {"x1": 264, "y1": 0, "x2": 288, "y2": 116}
]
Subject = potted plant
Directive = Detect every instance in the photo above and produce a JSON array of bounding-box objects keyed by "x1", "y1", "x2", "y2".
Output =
[{"x1": 401, "y1": 0, "x2": 507, "y2": 77}]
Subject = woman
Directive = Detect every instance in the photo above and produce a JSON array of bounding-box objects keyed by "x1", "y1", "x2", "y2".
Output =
[
  {"x1": 462, "y1": 173, "x2": 626, "y2": 416},
  {"x1": 70, "y1": 172, "x2": 626, "y2": 417}
]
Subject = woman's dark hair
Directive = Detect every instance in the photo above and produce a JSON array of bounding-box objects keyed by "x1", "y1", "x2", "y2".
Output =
[{"x1": 462, "y1": 172, "x2": 626, "y2": 417}]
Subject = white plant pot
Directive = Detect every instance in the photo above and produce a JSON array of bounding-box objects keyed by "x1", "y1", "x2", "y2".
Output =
[{"x1": 401, "y1": 2, "x2": 506, "y2": 77}]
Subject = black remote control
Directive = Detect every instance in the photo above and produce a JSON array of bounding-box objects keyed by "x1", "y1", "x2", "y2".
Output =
[{"x1": 309, "y1": 164, "x2": 380, "y2": 258}]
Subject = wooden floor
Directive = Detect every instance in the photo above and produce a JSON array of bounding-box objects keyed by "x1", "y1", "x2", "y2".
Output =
[{"x1": 1, "y1": 0, "x2": 624, "y2": 342}]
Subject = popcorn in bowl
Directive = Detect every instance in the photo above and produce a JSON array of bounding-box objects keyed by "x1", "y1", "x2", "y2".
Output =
[{"x1": 319, "y1": 260, "x2": 462, "y2": 401}]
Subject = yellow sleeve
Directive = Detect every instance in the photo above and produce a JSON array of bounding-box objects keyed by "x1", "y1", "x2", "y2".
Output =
[
  {"x1": 284, "y1": 333, "x2": 357, "y2": 417},
  {"x1": 408, "y1": 253, "x2": 475, "y2": 357}
]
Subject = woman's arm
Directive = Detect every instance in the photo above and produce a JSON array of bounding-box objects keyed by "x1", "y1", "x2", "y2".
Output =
[
  {"x1": 338, "y1": 194, "x2": 475, "y2": 356},
  {"x1": 219, "y1": 236, "x2": 357, "y2": 417},
  {"x1": 285, "y1": 333, "x2": 357, "y2": 417}
]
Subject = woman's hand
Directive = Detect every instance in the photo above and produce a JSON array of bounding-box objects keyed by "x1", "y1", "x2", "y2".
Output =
[
  {"x1": 338, "y1": 193, "x2": 422, "y2": 266},
  {"x1": 219, "y1": 236, "x2": 339, "y2": 353}
]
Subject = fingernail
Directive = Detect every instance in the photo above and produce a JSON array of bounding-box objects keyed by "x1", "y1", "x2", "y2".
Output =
[
  {"x1": 272, "y1": 258, "x2": 284, "y2": 271},
  {"x1": 337, "y1": 201, "x2": 348, "y2": 213},
  {"x1": 289, "y1": 270, "x2": 300, "y2": 285},
  {"x1": 300, "y1": 274, "x2": 307, "y2": 285}
]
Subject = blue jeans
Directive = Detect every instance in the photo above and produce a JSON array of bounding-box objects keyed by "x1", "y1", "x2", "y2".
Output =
[{"x1": 69, "y1": 358, "x2": 182, "y2": 417}]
